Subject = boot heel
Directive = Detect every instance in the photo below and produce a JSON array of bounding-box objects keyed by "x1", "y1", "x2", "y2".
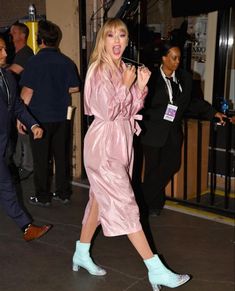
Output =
[
  {"x1": 72, "y1": 241, "x2": 106, "y2": 276},
  {"x1": 151, "y1": 284, "x2": 162, "y2": 291},
  {"x1": 72, "y1": 263, "x2": 80, "y2": 272},
  {"x1": 144, "y1": 255, "x2": 190, "y2": 289}
]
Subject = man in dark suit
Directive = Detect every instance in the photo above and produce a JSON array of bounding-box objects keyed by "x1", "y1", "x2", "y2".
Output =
[
  {"x1": 141, "y1": 40, "x2": 226, "y2": 216},
  {"x1": 0, "y1": 35, "x2": 51, "y2": 241}
]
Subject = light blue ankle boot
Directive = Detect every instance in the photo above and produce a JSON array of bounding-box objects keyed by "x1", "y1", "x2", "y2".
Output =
[
  {"x1": 144, "y1": 255, "x2": 190, "y2": 290},
  {"x1": 72, "y1": 240, "x2": 107, "y2": 276}
]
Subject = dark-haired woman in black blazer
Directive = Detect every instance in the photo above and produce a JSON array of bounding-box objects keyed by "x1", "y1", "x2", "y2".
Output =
[{"x1": 141, "y1": 40, "x2": 226, "y2": 216}]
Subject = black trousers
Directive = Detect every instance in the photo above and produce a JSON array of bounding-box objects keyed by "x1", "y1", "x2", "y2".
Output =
[
  {"x1": 30, "y1": 120, "x2": 71, "y2": 202},
  {"x1": 142, "y1": 133, "x2": 183, "y2": 210}
]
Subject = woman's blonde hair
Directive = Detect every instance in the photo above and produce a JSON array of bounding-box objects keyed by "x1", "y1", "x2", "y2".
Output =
[{"x1": 87, "y1": 18, "x2": 128, "y2": 77}]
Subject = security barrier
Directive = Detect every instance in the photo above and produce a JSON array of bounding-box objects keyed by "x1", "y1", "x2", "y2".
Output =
[{"x1": 166, "y1": 118, "x2": 235, "y2": 216}]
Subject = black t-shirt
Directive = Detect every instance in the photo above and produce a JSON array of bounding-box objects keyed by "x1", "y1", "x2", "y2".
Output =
[
  {"x1": 20, "y1": 47, "x2": 81, "y2": 123},
  {"x1": 13, "y1": 45, "x2": 34, "y2": 69}
]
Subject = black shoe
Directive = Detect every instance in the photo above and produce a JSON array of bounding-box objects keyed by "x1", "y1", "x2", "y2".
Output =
[
  {"x1": 28, "y1": 196, "x2": 51, "y2": 207},
  {"x1": 19, "y1": 168, "x2": 33, "y2": 181},
  {"x1": 149, "y1": 208, "x2": 162, "y2": 216},
  {"x1": 52, "y1": 193, "x2": 71, "y2": 205}
]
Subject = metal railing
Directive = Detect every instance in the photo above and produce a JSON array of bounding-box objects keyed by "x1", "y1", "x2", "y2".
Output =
[{"x1": 167, "y1": 118, "x2": 235, "y2": 217}]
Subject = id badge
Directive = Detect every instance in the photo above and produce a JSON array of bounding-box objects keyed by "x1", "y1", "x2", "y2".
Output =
[{"x1": 163, "y1": 104, "x2": 178, "y2": 122}]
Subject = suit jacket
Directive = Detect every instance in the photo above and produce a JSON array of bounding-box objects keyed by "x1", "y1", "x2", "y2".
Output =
[
  {"x1": 141, "y1": 67, "x2": 217, "y2": 147},
  {"x1": 0, "y1": 68, "x2": 36, "y2": 157}
]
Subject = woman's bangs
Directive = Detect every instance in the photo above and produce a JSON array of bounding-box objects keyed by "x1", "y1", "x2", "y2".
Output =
[{"x1": 104, "y1": 19, "x2": 128, "y2": 37}]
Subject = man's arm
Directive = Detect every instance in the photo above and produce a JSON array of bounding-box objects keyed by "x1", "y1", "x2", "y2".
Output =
[
  {"x1": 17, "y1": 86, "x2": 34, "y2": 134},
  {"x1": 21, "y1": 86, "x2": 33, "y2": 105},
  {"x1": 8, "y1": 63, "x2": 24, "y2": 75},
  {"x1": 69, "y1": 86, "x2": 80, "y2": 94}
]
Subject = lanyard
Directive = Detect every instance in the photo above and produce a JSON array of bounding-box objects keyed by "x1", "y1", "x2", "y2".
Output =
[{"x1": 160, "y1": 66, "x2": 181, "y2": 104}]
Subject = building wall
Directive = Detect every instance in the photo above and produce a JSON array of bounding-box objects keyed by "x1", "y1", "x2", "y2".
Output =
[{"x1": 0, "y1": 0, "x2": 46, "y2": 27}]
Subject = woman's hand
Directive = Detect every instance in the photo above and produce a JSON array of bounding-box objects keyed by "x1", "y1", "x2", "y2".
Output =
[
  {"x1": 137, "y1": 66, "x2": 151, "y2": 92},
  {"x1": 123, "y1": 64, "x2": 136, "y2": 89},
  {"x1": 229, "y1": 116, "x2": 235, "y2": 124},
  {"x1": 214, "y1": 112, "x2": 227, "y2": 126}
]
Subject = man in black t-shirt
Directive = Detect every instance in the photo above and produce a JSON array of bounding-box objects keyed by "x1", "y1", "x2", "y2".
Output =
[
  {"x1": 20, "y1": 20, "x2": 81, "y2": 207},
  {"x1": 8, "y1": 22, "x2": 34, "y2": 76}
]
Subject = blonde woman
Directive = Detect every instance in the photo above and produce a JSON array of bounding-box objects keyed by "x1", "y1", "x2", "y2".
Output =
[{"x1": 72, "y1": 18, "x2": 190, "y2": 290}]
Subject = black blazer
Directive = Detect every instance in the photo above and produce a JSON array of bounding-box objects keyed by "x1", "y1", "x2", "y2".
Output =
[
  {"x1": 141, "y1": 67, "x2": 216, "y2": 147},
  {"x1": 0, "y1": 69, "x2": 36, "y2": 157}
]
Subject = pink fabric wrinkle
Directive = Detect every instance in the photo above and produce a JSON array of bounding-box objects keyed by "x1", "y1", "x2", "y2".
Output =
[{"x1": 131, "y1": 114, "x2": 143, "y2": 136}]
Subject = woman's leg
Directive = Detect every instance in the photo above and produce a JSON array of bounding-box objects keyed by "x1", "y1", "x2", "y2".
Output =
[
  {"x1": 72, "y1": 197, "x2": 106, "y2": 276},
  {"x1": 128, "y1": 230, "x2": 190, "y2": 290},
  {"x1": 80, "y1": 197, "x2": 99, "y2": 243},
  {"x1": 128, "y1": 230, "x2": 153, "y2": 260}
]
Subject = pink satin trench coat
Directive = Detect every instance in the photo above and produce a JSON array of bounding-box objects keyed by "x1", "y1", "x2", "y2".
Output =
[{"x1": 82, "y1": 62, "x2": 148, "y2": 236}]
